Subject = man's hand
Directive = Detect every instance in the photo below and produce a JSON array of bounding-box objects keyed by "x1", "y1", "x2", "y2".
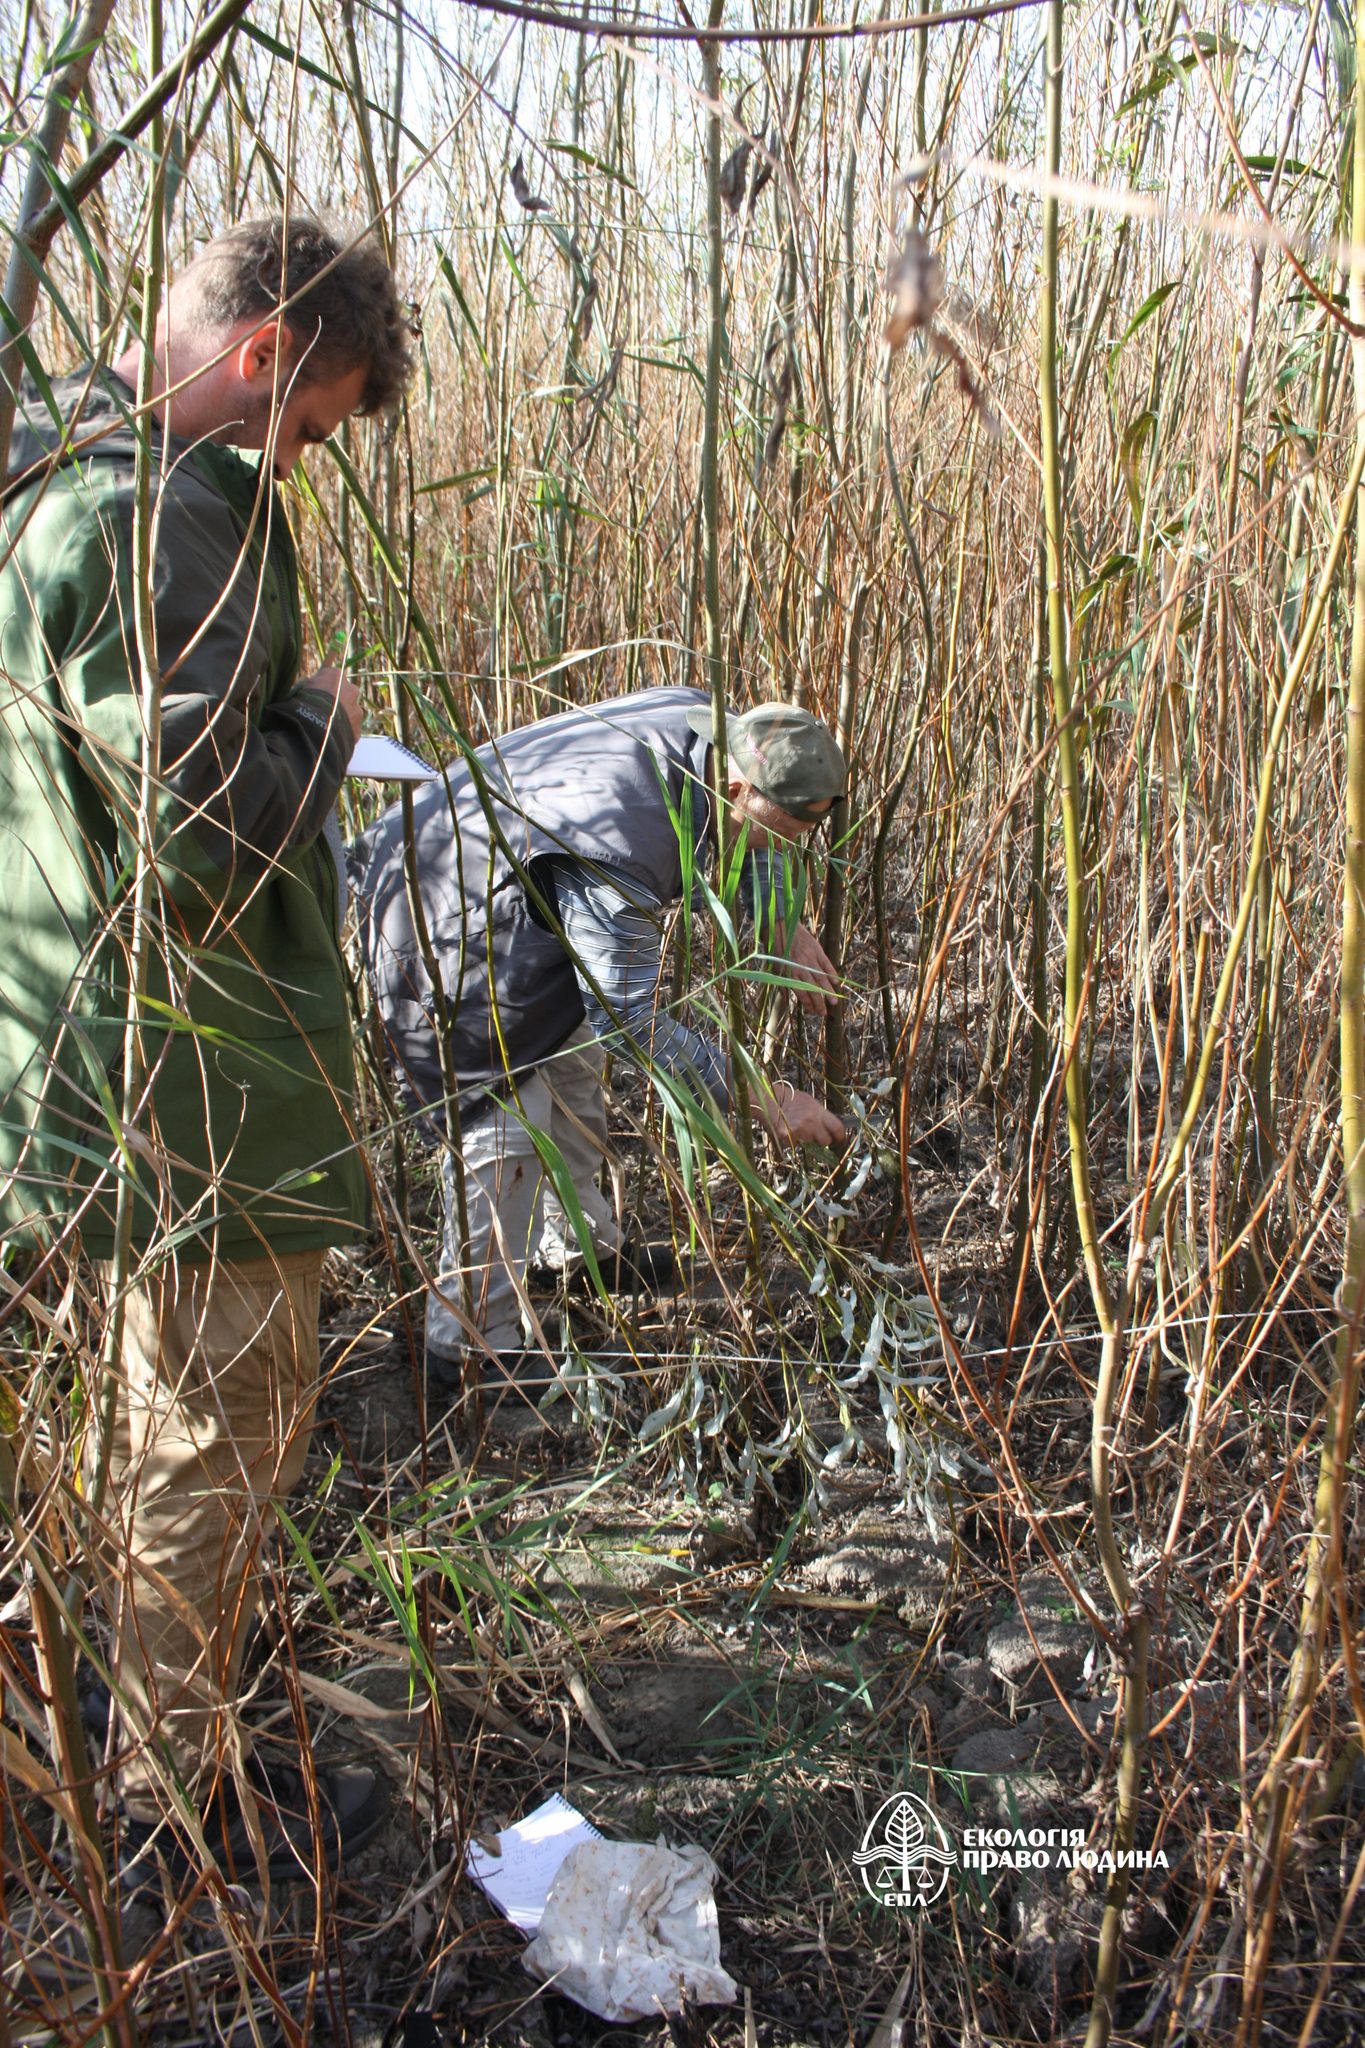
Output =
[
  {"x1": 755, "y1": 1079, "x2": 847, "y2": 1149},
  {"x1": 784, "y1": 922, "x2": 841, "y2": 1016},
  {"x1": 303, "y1": 666, "x2": 362, "y2": 747}
]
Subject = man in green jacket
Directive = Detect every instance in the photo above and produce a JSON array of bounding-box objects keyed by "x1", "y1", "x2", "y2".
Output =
[{"x1": 0, "y1": 216, "x2": 412, "y2": 1884}]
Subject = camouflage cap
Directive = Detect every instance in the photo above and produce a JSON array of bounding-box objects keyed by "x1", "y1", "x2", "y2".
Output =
[{"x1": 686, "y1": 699, "x2": 846, "y2": 822}]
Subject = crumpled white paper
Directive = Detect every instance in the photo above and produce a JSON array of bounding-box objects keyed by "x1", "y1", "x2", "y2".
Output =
[{"x1": 521, "y1": 1838, "x2": 738, "y2": 2021}]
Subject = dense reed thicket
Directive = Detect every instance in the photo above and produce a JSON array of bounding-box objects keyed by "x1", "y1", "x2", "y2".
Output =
[{"x1": 3, "y1": 1, "x2": 1365, "y2": 2042}]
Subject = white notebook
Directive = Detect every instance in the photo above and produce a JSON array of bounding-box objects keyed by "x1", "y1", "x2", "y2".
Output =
[
  {"x1": 466, "y1": 1794, "x2": 604, "y2": 1932},
  {"x1": 346, "y1": 733, "x2": 440, "y2": 781}
]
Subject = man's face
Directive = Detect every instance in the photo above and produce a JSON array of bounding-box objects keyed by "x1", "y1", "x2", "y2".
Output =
[
  {"x1": 729, "y1": 779, "x2": 834, "y2": 850},
  {"x1": 232, "y1": 359, "x2": 369, "y2": 479},
  {"x1": 208, "y1": 316, "x2": 369, "y2": 476},
  {"x1": 146, "y1": 299, "x2": 374, "y2": 472}
]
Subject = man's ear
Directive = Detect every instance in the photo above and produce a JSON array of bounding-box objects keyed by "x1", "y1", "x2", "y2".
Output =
[{"x1": 233, "y1": 318, "x2": 290, "y2": 387}]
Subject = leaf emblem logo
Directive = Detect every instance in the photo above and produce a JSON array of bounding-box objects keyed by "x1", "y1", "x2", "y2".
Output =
[{"x1": 853, "y1": 1791, "x2": 957, "y2": 1909}]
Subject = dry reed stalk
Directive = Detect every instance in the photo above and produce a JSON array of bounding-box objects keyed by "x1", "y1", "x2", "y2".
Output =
[{"x1": 1239, "y1": 0, "x2": 1365, "y2": 2030}]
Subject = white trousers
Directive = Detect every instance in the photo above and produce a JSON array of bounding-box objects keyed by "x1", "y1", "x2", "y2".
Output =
[{"x1": 428, "y1": 1025, "x2": 622, "y2": 1358}]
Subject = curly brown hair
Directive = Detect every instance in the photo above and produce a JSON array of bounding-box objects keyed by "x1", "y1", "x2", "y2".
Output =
[{"x1": 187, "y1": 215, "x2": 414, "y2": 415}]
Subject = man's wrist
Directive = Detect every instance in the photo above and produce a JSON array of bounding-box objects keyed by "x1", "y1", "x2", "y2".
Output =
[
  {"x1": 293, "y1": 691, "x2": 334, "y2": 737},
  {"x1": 293, "y1": 684, "x2": 360, "y2": 756}
]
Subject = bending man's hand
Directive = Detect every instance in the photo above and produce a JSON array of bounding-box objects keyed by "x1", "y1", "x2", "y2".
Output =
[
  {"x1": 784, "y1": 923, "x2": 841, "y2": 1016},
  {"x1": 756, "y1": 1079, "x2": 847, "y2": 1149}
]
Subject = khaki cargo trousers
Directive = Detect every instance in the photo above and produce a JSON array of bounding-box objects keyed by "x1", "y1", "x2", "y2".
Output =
[
  {"x1": 427, "y1": 1025, "x2": 622, "y2": 1360},
  {"x1": 91, "y1": 1249, "x2": 322, "y2": 1822}
]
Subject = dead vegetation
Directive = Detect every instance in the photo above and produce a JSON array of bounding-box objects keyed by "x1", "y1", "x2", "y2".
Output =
[{"x1": 5, "y1": 0, "x2": 1365, "y2": 2043}]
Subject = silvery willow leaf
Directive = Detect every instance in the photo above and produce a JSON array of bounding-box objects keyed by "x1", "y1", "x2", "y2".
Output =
[
  {"x1": 755, "y1": 1415, "x2": 794, "y2": 1459},
  {"x1": 822, "y1": 1427, "x2": 862, "y2": 1470},
  {"x1": 638, "y1": 1385, "x2": 686, "y2": 1442}
]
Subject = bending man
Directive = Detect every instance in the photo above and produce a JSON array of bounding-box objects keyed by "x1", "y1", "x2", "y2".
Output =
[{"x1": 351, "y1": 685, "x2": 847, "y2": 1395}]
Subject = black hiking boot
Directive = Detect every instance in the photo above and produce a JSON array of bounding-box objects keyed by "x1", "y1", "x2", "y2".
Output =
[
  {"x1": 568, "y1": 1238, "x2": 681, "y2": 1297},
  {"x1": 119, "y1": 1753, "x2": 386, "y2": 1893},
  {"x1": 424, "y1": 1342, "x2": 564, "y2": 1427}
]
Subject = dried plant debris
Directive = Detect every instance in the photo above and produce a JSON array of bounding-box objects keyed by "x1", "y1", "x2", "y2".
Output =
[
  {"x1": 572, "y1": 343, "x2": 623, "y2": 450},
  {"x1": 884, "y1": 226, "x2": 944, "y2": 345},
  {"x1": 720, "y1": 90, "x2": 778, "y2": 216},
  {"x1": 719, "y1": 136, "x2": 753, "y2": 215},
  {"x1": 927, "y1": 325, "x2": 1002, "y2": 438},
  {"x1": 941, "y1": 283, "x2": 1002, "y2": 357},
  {"x1": 568, "y1": 239, "x2": 598, "y2": 342},
  {"x1": 749, "y1": 126, "x2": 779, "y2": 207},
  {"x1": 885, "y1": 225, "x2": 1001, "y2": 438},
  {"x1": 509, "y1": 151, "x2": 549, "y2": 213}
]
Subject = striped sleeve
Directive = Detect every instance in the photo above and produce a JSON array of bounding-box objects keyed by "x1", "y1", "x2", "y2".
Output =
[{"x1": 548, "y1": 859, "x2": 731, "y2": 1110}]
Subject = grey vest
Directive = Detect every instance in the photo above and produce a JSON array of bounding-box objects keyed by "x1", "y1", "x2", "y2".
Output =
[{"x1": 351, "y1": 687, "x2": 715, "y2": 1113}]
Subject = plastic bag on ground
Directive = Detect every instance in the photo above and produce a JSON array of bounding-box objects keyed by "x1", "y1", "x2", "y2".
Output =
[{"x1": 521, "y1": 1837, "x2": 738, "y2": 2021}]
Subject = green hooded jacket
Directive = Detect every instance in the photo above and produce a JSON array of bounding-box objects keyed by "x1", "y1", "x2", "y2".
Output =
[{"x1": 0, "y1": 372, "x2": 367, "y2": 1263}]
